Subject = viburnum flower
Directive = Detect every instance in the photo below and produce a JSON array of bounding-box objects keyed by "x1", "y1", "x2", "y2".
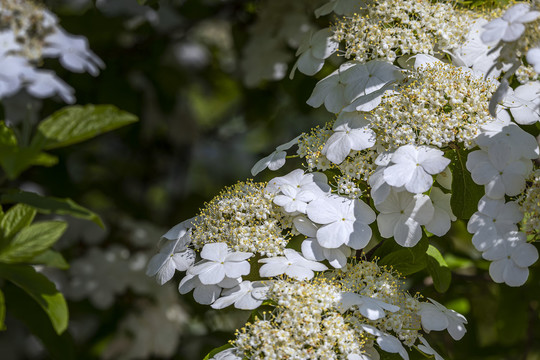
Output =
[
  {"x1": 476, "y1": 121, "x2": 539, "y2": 160},
  {"x1": 251, "y1": 135, "x2": 300, "y2": 176},
  {"x1": 359, "y1": 325, "x2": 409, "y2": 360},
  {"x1": 375, "y1": 189, "x2": 434, "y2": 247},
  {"x1": 425, "y1": 187, "x2": 456, "y2": 237},
  {"x1": 259, "y1": 249, "x2": 328, "y2": 280},
  {"x1": 266, "y1": 168, "x2": 330, "y2": 196},
  {"x1": 418, "y1": 298, "x2": 468, "y2": 340},
  {"x1": 179, "y1": 274, "x2": 241, "y2": 305},
  {"x1": 466, "y1": 144, "x2": 532, "y2": 199},
  {"x1": 295, "y1": 216, "x2": 352, "y2": 268},
  {"x1": 322, "y1": 112, "x2": 376, "y2": 164},
  {"x1": 337, "y1": 292, "x2": 399, "y2": 320},
  {"x1": 306, "y1": 194, "x2": 376, "y2": 250},
  {"x1": 383, "y1": 145, "x2": 450, "y2": 194},
  {"x1": 306, "y1": 64, "x2": 349, "y2": 113},
  {"x1": 292, "y1": 28, "x2": 339, "y2": 76},
  {"x1": 209, "y1": 348, "x2": 242, "y2": 360},
  {"x1": 481, "y1": 3, "x2": 540, "y2": 43},
  {"x1": 527, "y1": 48, "x2": 540, "y2": 73},
  {"x1": 417, "y1": 337, "x2": 443, "y2": 360},
  {"x1": 467, "y1": 196, "x2": 522, "y2": 251},
  {"x1": 146, "y1": 233, "x2": 195, "y2": 285},
  {"x1": 211, "y1": 281, "x2": 269, "y2": 310},
  {"x1": 189, "y1": 243, "x2": 252, "y2": 285},
  {"x1": 483, "y1": 231, "x2": 539, "y2": 287},
  {"x1": 272, "y1": 184, "x2": 317, "y2": 214},
  {"x1": 508, "y1": 82, "x2": 540, "y2": 125}
]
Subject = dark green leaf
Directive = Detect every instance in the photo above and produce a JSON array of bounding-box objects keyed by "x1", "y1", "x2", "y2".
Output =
[
  {"x1": 0, "y1": 204, "x2": 36, "y2": 242},
  {"x1": 2, "y1": 191, "x2": 104, "y2": 228},
  {"x1": 449, "y1": 148, "x2": 484, "y2": 219},
  {"x1": 0, "y1": 122, "x2": 17, "y2": 147},
  {"x1": 0, "y1": 221, "x2": 67, "y2": 263},
  {"x1": 29, "y1": 250, "x2": 70, "y2": 270},
  {"x1": 33, "y1": 105, "x2": 138, "y2": 150},
  {"x1": 0, "y1": 264, "x2": 69, "y2": 334},
  {"x1": 0, "y1": 288, "x2": 5, "y2": 331},
  {"x1": 0, "y1": 147, "x2": 58, "y2": 180},
  {"x1": 203, "y1": 343, "x2": 233, "y2": 360},
  {"x1": 426, "y1": 245, "x2": 452, "y2": 293},
  {"x1": 4, "y1": 282, "x2": 74, "y2": 359},
  {"x1": 379, "y1": 238, "x2": 429, "y2": 275}
]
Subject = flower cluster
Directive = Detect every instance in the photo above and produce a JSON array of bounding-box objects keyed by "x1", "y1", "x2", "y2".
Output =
[
  {"x1": 333, "y1": 0, "x2": 473, "y2": 62},
  {"x1": 147, "y1": 0, "x2": 540, "y2": 358}
]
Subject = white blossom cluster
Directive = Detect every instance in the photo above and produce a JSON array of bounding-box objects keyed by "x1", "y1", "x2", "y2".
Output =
[
  {"x1": 0, "y1": 0, "x2": 103, "y2": 108},
  {"x1": 148, "y1": 0, "x2": 540, "y2": 358}
]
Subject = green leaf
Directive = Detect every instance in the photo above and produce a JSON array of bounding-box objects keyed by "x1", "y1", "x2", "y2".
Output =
[
  {"x1": 0, "y1": 122, "x2": 17, "y2": 147},
  {"x1": 426, "y1": 245, "x2": 452, "y2": 293},
  {"x1": 2, "y1": 191, "x2": 104, "y2": 228},
  {"x1": 0, "y1": 204, "x2": 37, "y2": 242},
  {"x1": 0, "y1": 288, "x2": 5, "y2": 331},
  {"x1": 449, "y1": 148, "x2": 484, "y2": 219},
  {"x1": 0, "y1": 221, "x2": 67, "y2": 263},
  {"x1": 33, "y1": 104, "x2": 138, "y2": 150},
  {"x1": 0, "y1": 147, "x2": 58, "y2": 180},
  {"x1": 203, "y1": 343, "x2": 233, "y2": 360},
  {"x1": 29, "y1": 250, "x2": 70, "y2": 270},
  {"x1": 0, "y1": 264, "x2": 69, "y2": 334},
  {"x1": 379, "y1": 238, "x2": 429, "y2": 276},
  {"x1": 3, "y1": 282, "x2": 74, "y2": 359}
]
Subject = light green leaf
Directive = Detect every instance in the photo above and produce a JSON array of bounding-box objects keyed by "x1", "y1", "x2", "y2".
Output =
[
  {"x1": 0, "y1": 263, "x2": 69, "y2": 334},
  {"x1": 449, "y1": 149, "x2": 484, "y2": 219},
  {"x1": 0, "y1": 122, "x2": 17, "y2": 147},
  {"x1": 0, "y1": 221, "x2": 67, "y2": 263},
  {"x1": 0, "y1": 204, "x2": 37, "y2": 242},
  {"x1": 203, "y1": 343, "x2": 233, "y2": 360},
  {"x1": 426, "y1": 245, "x2": 452, "y2": 293},
  {"x1": 33, "y1": 105, "x2": 138, "y2": 150},
  {"x1": 2, "y1": 191, "x2": 104, "y2": 228},
  {"x1": 29, "y1": 250, "x2": 70, "y2": 270},
  {"x1": 0, "y1": 288, "x2": 5, "y2": 331},
  {"x1": 4, "y1": 281, "x2": 74, "y2": 358}
]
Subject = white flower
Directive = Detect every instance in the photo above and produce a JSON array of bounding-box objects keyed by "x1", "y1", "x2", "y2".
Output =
[
  {"x1": 483, "y1": 231, "x2": 538, "y2": 287},
  {"x1": 451, "y1": 18, "x2": 503, "y2": 78},
  {"x1": 383, "y1": 145, "x2": 450, "y2": 194},
  {"x1": 368, "y1": 166, "x2": 405, "y2": 205},
  {"x1": 266, "y1": 168, "x2": 330, "y2": 196},
  {"x1": 43, "y1": 28, "x2": 105, "y2": 76},
  {"x1": 146, "y1": 241, "x2": 195, "y2": 285},
  {"x1": 306, "y1": 64, "x2": 349, "y2": 113},
  {"x1": 360, "y1": 325, "x2": 409, "y2": 360},
  {"x1": 417, "y1": 337, "x2": 444, "y2": 360},
  {"x1": 292, "y1": 28, "x2": 339, "y2": 76},
  {"x1": 23, "y1": 69, "x2": 75, "y2": 103},
  {"x1": 189, "y1": 243, "x2": 252, "y2": 285},
  {"x1": 161, "y1": 217, "x2": 197, "y2": 242},
  {"x1": 295, "y1": 216, "x2": 352, "y2": 268},
  {"x1": 259, "y1": 249, "x2": 327, "y2": 280},
  {"x1": 179, "y1": 274, "x2": 240, "y2": 305},
  {"x1": 337, "y1": 292, "x2": 399, "y2": 320},
  {"x1": 211, "y1": 281, "x2": 269, "y2": 310},
  {"x1": 418, "y1": 298, "x2": 467, "y2": 340},
  {"x1": 476, "y1": 122, "x2": 539, "y2": 160},
  {"x1": 481, "y1": 3, "x2": 540, "y2": 43},
  {"x1": 508, "y1": 82, "x2": 540, "y2": 125},
  {"x1": 527, "y1": 47, "x2": 540, "y2": 73},
  {"x1": 306, "y1": 194, "x2": 376, "y2": 250},
  {"x1": 339, "y1": 60, "x2": 403, "y2": 106},
  {"x1": 425, "y1": 187, "x2": 456, "y2": 237},
  {"x1": 466, "y1": 145, "x2": 532, "y2": 199},
  {"x1": 322, "y1": 112, "x2": 376, "y2": 164},
  {"x1": 210, "y1": 347, "x2": 242, "y2": 360},
  {"x1": 467, "y1": 196, "x2": 522, "y2": 251},
  {"x1": 273, "y1": 184, "x2": 316, "y2": 214},
  {"x1": 251, "y1": 135, "x2": 301, "y2": 176},
  {"x1": 375, "y1": 189, "x2": 434, "y2": 247},
  {"x1": 347, "y1": 347, "x2": 380, "y2": 360}
]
